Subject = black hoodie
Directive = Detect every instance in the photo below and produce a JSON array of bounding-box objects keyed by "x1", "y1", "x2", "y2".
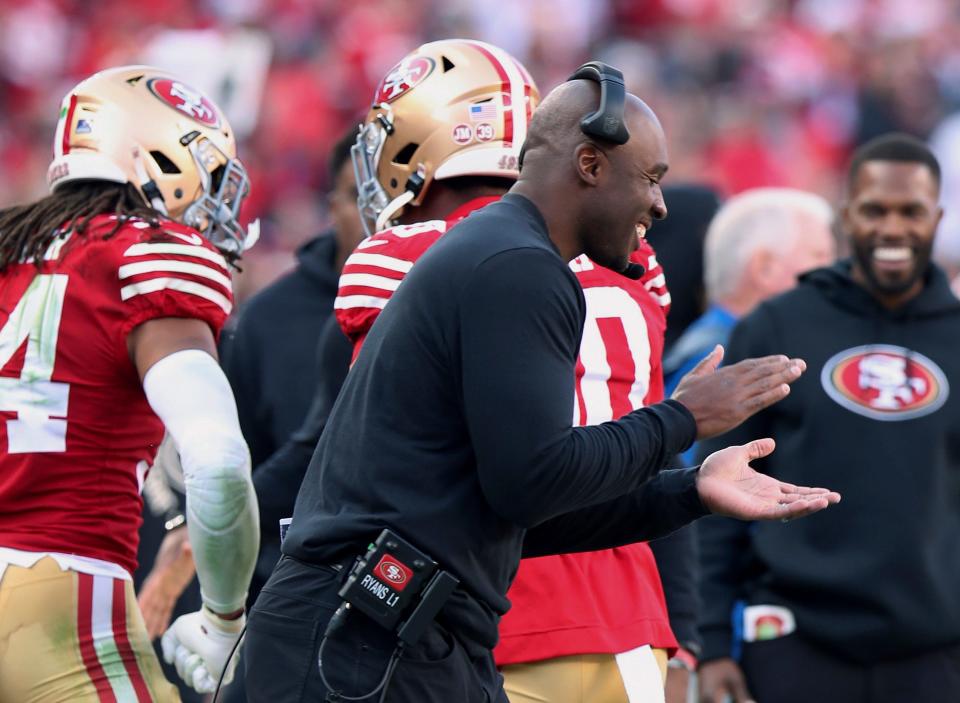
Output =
[
  {"x1": 220, "y1": 232, "x2": 342, "y2": 468},
  {"x1": 698, "y1": 260, "x2": 960, "y2": 664}
]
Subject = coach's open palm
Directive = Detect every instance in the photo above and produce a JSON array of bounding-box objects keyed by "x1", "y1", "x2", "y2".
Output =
[
  {"x1": 672, "y1": 345, "x2": 806, "y2": 439},
  {"x1": 697, "y1": 438, "x2": 841, "y2": 521}
]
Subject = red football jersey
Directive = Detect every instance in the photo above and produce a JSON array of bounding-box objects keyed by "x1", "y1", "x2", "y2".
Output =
[
  {"x1": 495, "y1": 241, "x2": 678, "y2": 665},
  {"x1": 0, "y1": 214, "x2": 232, "y2": 575},
  {"x1": 335, "y1": 196, "x2": 500, "y2": 358}
]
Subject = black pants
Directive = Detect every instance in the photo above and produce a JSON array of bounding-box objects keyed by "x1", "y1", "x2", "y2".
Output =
[
  {"x1": 244, "y1": 556, "x2": 506, "y2": 703},
  {"x1": 741, "y1": 633, "x2": 960, "y2": 703}
]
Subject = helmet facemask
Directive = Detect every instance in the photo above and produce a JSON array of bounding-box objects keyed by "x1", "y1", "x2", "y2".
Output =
[
  {"x1": 180, "y1": 136, "x2": 254, "y2": 259},
  {"x1": 352, "y1": 115, "x2": 388, "y2": 238},
  {"x1": 351, "y1": 106, "x2": 420, "y2": 238}
]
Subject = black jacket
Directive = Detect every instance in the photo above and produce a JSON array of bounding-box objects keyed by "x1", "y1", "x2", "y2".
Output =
[
  {"x1": 282, "y1": 194, "x2": 707, "y2": 654},
  {"x1": 252, "y1": 315, "x2": 351, "y2": 536},
  {"x1": 698, "y1": 261, "x2": 960, "y2": 664},
  {"x1": 221, "y1": 232, "x2": 341, "y2": 467}
]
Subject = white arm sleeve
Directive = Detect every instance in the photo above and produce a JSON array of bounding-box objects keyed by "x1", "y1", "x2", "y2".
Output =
[{"x1": 143, "y1": 349, "x2": 259, "y2": 614}]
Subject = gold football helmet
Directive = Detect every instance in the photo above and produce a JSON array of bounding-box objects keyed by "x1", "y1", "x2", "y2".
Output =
[
  {"x1": 353, "y1": 39, "x2": 540, "y2": 236},
  {"x1": 47, "y1": 65, "x2": 256, "y2": 257}
]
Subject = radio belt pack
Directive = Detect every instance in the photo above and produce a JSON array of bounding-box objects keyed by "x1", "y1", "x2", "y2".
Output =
[{"x1": 320, "y1": 528, "x2": 460, "y2": 702}]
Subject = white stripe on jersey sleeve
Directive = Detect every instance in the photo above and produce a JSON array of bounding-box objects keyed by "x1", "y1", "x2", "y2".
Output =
[
  {"x1": 333, "y1": 295, "x2": 389, "y2": 310},
  {"x1": 123, "y1": 242, "x2": 228, "y2": 269},
  {"x1": 338, "y1": 273, "x2": 402, "y2": 293},
  {"x1": 120, "y1": 278, "x2": 233, "y2": 314},
  {"x1": 655, "y1": 292, "x2": 672, "y2": 307},
  {"x1": 643, "y1": 273, "x2": 666, "y2": 290},
  {"x1": 118, "y1": 260, "x2": 232, "y2": 290},
  {"x1": 357, "y1": 238, "x2": 388, "y2": 250},
  {"x1": 344, "y1": 253, "x2": 414, "y2": 273}
]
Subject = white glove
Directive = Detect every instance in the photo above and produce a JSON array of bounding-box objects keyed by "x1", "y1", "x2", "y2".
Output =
[{"x1": 161, "y1": 606, "x2": 245, "y2": 693}]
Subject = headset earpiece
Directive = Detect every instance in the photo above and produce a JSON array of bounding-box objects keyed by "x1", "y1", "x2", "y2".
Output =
[{"x1": 567, "y1": 61, "x2": 630, "y2": 145}]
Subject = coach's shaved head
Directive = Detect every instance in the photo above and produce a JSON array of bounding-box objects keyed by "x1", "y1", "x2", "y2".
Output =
[
  {"x1": 521, "y1": 81, "x2": 604, "y2": 163},
  {"x1": 513, "y1": 79, "x2": 669, "y2": 273}
]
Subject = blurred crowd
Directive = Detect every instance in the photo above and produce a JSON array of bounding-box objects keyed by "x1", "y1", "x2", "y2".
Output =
[{"x1": 3, "y1": 0, "x2": 960, "y2": 297}]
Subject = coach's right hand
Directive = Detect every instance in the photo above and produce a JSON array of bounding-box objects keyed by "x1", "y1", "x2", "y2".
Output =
[
  {"x1": 698, "y1": 658, "x2": 756, "y2": 703},
  {"x1": 671, "y1": 345, "x2": 805, "y2": 439}
]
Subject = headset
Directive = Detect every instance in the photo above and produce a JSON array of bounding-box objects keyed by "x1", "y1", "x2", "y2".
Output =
[
  {"x1": 567, "y1": 61, "x2": 646, "y2": 280},
  {"x1": 567, "y1": 61, "x2": 630, "y2": 145}
]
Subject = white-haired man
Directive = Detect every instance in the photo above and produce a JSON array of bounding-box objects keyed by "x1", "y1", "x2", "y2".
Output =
[{"x1": 664, "y1": 187, "x2": 836, "y2": 414}]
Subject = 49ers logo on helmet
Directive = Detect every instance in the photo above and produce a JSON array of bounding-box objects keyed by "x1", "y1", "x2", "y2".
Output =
[
  {"x1": 375, "y1": 554, "x2": 413, "y2": 592},
  {"x1": 148, "y1": 78, "x2": 220, "y2": 127},
  {"x1": 820, "y1": 345, "x2": 948, "y2": 421},
  {"x1": 374, "y1": 57, "x2": 436, "y2": 104}
]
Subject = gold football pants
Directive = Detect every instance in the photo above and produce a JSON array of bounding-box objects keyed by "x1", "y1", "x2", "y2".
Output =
[
  {"x1": 503, "y1": 647, "x2": 668, "y2": 703},
  {"x1": 0, "y1": 557, "x2": 179, "y2": 702}
]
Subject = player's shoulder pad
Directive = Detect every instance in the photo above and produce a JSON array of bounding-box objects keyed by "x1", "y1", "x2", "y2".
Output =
[
  {"x1": 353, "y1": 219, "x2": 448, "y2": 254},
  {"x1": 97, "y1": 217, "x2": 228, "y2": 269},
  {"x1": 340, "y1": 218, "x2": 448, "y2": 284},
  {"x1": 106, "y1": 217, "x2": 217, "y2": 250}
]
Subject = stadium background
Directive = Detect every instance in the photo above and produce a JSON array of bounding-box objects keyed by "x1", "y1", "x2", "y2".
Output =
[{"x1": 2, "y1": 0, "x2": 959, "y2": 300}]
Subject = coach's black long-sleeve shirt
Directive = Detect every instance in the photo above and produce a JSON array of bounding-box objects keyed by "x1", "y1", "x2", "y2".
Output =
[{"x1": 283, "y1": 193, "x2": 707, "y2": 651}]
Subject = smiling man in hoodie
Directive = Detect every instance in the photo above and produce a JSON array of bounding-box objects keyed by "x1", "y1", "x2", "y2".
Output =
[{"x1": 697, "y1": 133, "x2": 960, "y2": 703}]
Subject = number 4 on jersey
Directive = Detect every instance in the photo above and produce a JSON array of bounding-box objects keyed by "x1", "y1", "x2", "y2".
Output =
[{"x1": 0, "y1": 274, "x2": 70, "y2": 453}]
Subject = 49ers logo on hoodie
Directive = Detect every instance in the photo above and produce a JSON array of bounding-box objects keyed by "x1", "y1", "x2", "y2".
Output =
[{"x1": 820, "y1": 345, "x2": 948, "y2": 421}]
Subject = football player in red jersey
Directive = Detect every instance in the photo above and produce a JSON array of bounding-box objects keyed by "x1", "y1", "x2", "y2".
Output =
[
  {"x1": 337, "y1": 40, "x2": 691, "y2": 703},
  {"x1": 338, "y1": 38, "x2": 540, "y2": 352},
  {"x1": 0, "y1": 66, "x2": 259, "y2": 701},
  {"x1": 499, "y1": 242, "x2": 694, "y2": 703}
]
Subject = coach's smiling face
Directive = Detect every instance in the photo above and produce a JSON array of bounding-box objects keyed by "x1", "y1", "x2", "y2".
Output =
[{"x1": 575, "y1": 97, "x2": 669, "y2": 274}]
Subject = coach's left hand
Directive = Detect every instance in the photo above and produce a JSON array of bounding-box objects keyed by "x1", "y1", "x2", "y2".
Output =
[{"x1": 697, "y1": 438, "x2": 841, "y2": 520}]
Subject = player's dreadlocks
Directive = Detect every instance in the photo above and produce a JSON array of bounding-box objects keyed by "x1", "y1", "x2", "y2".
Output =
[{"x1": 0, "y1": 181, "x2": 163, "y2": 272}]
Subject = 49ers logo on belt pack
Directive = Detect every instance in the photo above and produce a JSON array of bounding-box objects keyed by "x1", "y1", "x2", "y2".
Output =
[
  {"x1": 147, "y1": 78, "x2": 220, "y2": 127},
  {"x1": 374, "y1": 57, "x2": 435, "y2": 104},
  {"x1": 820, "y1": 345, "x2": 948, "y2": 421},
  {"x1": 375, "y1": 554, "x2": 413, "y2": 592}
]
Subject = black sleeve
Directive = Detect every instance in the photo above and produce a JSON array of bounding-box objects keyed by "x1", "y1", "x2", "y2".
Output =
[
  {"x1": 521, "y1": 467, "x2": 708, "y2": 557},
  {"x1": 459, "y1": 249, "x2": 698, "y2": 530},
  {"x1": 650, "y1": 523, "x2": 701, "y2": 656},
  {"x1": 695, "y1": 306, "x2": 776, "y2": 662},
  {"x1": 219, "y1": 312, "x2": 274, "y2": 467},
  {"x1": 252, "y1": 430, "x2": 319, "y2": 540},
  {"x1": 252, "y1": 317, "x2": 353, "y2": 537},
  {"x1": 311, "y1": 315, "x2": 353, "y2": 409}
]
